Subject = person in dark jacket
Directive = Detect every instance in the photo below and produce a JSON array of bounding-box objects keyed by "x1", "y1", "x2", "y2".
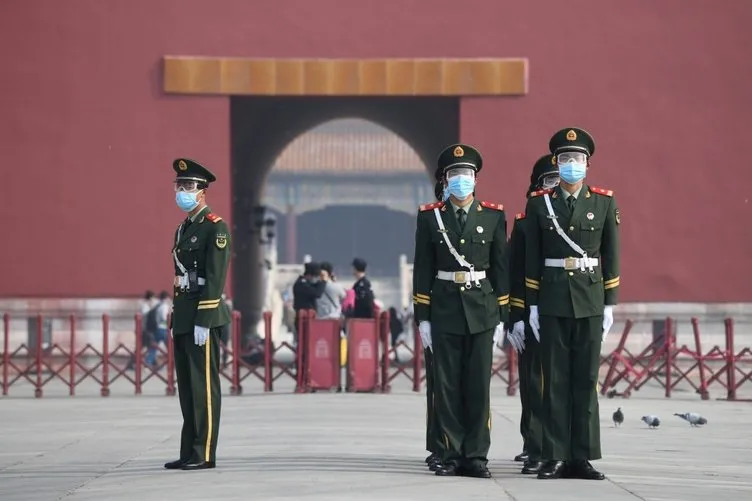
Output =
[
  {"x1": 292, "y1": 262, "x2": 326, "y2": 345},
  {"x1": 350, "y1": 258, "x2": 374, "y2": 319}
]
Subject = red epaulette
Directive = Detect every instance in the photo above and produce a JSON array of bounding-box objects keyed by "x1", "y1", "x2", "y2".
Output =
[
  {"x1": 480, "y1": 201, "x2": 503, "y2": 211},
  {"x1": 205, "y1": 213, "x2": 223, "y2": 223},
  {"x1": 529, "y1": 188, "x2": 554, "y2": 198},
  {"x1": 515, "y1": 212, "x2": 525, "y2": 220},
  {"x1": 419, "y1": 201, "x2": 445, "y2": 212},
  {"x1": 589, "y1": 186, "x2": 614, "y2": 197}
]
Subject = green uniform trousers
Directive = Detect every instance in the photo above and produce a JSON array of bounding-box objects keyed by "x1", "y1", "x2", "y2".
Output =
[
  {"x1": 539, "y1": 315, "x2": 602, "y2": 461},
  {"x1": 174, "y1": 328, "x2": 222, "y2": 463},
  {"x1": 518, "y1": 324, "x2": 543, "y2": 461},
  {"x1": 433, "y1": 329, "x2": 493, "y2": 466},
  {"x1": 424, "y1": 348, "x2": 444, "y2": 455}
]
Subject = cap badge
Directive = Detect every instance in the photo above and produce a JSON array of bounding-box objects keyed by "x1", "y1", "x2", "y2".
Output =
[
  {"x1": 178, "y1": 160, "x2": 188, "y2": 171},
  {"x1": 566, "y1": 130, "x2": 577, "y2": 141},
  {"x1": 453, "y1": 146, "x2": 464, "y2": 157}
]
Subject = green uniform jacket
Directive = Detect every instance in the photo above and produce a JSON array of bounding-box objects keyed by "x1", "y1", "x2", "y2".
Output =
[
  {"x1": 508, "y1": 213, "x2": 529, "y2": 324},
  {"x1": 412, "y1": 199, "x2": 509, "y2": 334},
  {"x1": 524, "y1": 185, "x2": 620, "y2": 318},
  {"x1": 171, "y1": 206, "x2": 232, "y2": 334}
]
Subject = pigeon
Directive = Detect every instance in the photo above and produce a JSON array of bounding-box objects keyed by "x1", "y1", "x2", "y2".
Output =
[
  {"x1": 612, "y1": 407, "x2": 624, "y2": 427},
  {"x1": 641, "y1": 415, "x2": 660, "y2": 428},
  {"x1": 674, "y1": 412, "x2": 707, "y2": 427}
]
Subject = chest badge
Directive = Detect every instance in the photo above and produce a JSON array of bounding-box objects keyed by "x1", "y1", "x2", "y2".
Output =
[
  {"x1": 190, "y1": 236, "x2": 198, "y2": 243},
  {"x1": 476, "y1": 226, "x2": 484, "y2": 234},
  {"x1": 586, "y1": 212, "x2": 595, "y2": 220}
]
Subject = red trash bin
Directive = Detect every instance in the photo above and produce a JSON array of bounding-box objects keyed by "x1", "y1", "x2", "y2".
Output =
[
  {"x1": 346, "y1": 318, "x2": 379, "y2": 392},
  {"x1": 305, "y1": 319, "x2": 341, "y2": 391}
]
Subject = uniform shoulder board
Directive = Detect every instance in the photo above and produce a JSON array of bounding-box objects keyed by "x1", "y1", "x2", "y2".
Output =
[
  {"x1": 479, "y1": 201, "x2": 503, "y2": 211},
  {"x1": 205, "y1": 213, "x2": 223, "y2": 223},
  {"x1": 590, "y1": 186, "x2": 614, "y2": 197},
  {"x1": 529, "y1": 188, "x2": 554, "y2": 198},
  {"x1": 419, "y1": 201, "x2": 445, "y2": 212},
  {"x1": 515, "y1": 212, "x2": 525, "y2": 220}
]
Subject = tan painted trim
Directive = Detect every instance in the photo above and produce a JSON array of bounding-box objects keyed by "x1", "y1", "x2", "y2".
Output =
[{"x1": 163, "y1": 57, "x2": 528, "y2": 96}]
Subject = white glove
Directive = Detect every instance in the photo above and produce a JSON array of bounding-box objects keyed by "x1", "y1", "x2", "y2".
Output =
[
  {"x1": 492, "y1": 322, "x2": 505, "y2": 352},
  {"x1": 602, "y1": 306, "x2": 614, "y2": 341},
  {"x1": 418, "y1": 321, "x2": 432, "y2": 352},
  {"x1": 194, "y1": 325, "x2": 210, "y2": 346},
  {"x1": 507, "y1": 320, "x2": 526, "y2": 353},
  {"x1": 529, "y1": 305, "x2": 540, "y2": 342}
]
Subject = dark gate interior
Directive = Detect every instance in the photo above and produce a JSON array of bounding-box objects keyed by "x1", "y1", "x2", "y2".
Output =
[{"x1": 230, "y1": 96, "x2": 459, "y2": 335}]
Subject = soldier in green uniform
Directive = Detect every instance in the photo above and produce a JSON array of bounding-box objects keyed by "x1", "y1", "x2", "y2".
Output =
[
  {"x1": 413, "y1": 144, "x2": 509, "y2": 478},
  {"x1": 507, "y1": 154, "x2": 560, "y2": 475},
  {"x1": 164, "y1": 158, "x2": 232, "y2": 471},
  {"x1": 422, "y1": 181, "x2": 446, "y2": 472},
  {"x1": 523, "y1": 128, "x2": 620, "y2": 480}
]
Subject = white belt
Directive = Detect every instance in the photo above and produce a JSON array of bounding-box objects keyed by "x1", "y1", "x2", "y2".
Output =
[
  {"x1": 197, "y1": 277, "x2": 206, "y2": 285},
  {"x1": 544, "y1": 258, "x2": 599, "y2": 271},
  {"x1": 436, "y1": 270, "x2": 486, "y2": 284},
  {"x1": 174, "y1": 276, "x2": 207, "y2": 287}
]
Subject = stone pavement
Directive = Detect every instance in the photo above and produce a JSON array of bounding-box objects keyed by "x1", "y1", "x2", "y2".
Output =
[{"x1": 1, "y1": 381, "x2": 751, "y2": 501}]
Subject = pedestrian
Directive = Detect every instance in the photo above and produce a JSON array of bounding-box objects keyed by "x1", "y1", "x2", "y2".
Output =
[
  {"x1": 164, "y1": 158, "x2": 231, "y2": 471},
  {"x1": 351, "y1": 258, "x2": 375, "y2": 318},
  {"x1": 507, "y1": 153, "x2": 560, "y2": 474},
  {"x1": 413, "y1": 144, "x2": 510, "y2": 478},
  {"x1": 524, "y1": 128, "x2": 620, "y2": 480},
  {"x1": 292, "y1": 262, "x2": 327, "y2": 345}
]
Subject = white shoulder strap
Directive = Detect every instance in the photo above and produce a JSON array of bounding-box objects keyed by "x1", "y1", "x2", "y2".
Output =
[
  {"x1": 543, "y1": 193, "x2": 593, "y2": 272},
  {"x1": 172, "y1": 223, "x2": 188, "y2": 275},
  {"x1": 432, "y1": 207, "x2": 480, "y2": 287}
]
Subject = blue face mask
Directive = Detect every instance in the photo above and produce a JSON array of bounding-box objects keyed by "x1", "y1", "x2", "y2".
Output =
[
  {"x1": 557, "y1": 161, "x2": 587, "y2": 184},
  {"x1": 176, "y1": 191, "x2": 201, "y2": 212},
  {"x1": 446, "y1": 175, "x2": 475, "y2": 199}
]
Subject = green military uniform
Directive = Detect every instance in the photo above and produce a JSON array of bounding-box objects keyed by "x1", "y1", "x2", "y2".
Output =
[
  {"x1": 509, "y1": 154, "x2": 559, "y2": 475},
  {"x1": 423, "y1": 181, "x2": 446, "y2": 471},
  {"x1": 524, "y1": 128, "x2": 620, "y2": 480},
  {"x1": 413, "y1": 144, "x2": 509, "y2": 478},
  {"x1": 165, "y1": 158, "x2": 232, "y2": 471}
]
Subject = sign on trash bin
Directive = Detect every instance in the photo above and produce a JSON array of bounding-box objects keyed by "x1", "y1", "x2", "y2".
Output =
[
  {"x1": 305, "y1": 319, "x2": 341, "y2": 391},
  {"x1": 346, "y1": 319, "x2": 379, "y2": 392}
]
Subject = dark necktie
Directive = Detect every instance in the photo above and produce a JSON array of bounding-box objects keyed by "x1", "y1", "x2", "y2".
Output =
[
  {"x1": 567, "y1": 196, "x2": 577, "y2": 212},
  {"x1": 456, "y1": 208, "x2": 466, "y2": 231}
]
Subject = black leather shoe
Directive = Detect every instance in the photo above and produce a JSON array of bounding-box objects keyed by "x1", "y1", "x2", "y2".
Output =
[
  {"x1": 537, "y1": 460, "x2": 567, "y2": 479},
  {"x1": 566, "y1": 460, "x2": 605, "y2": 480},
  {"x1": 428, "y1": 459, "x2": 443, "y2": 472},
  {"x1": 514, "y1": 450, "x2": 529, "y2": 462},
  {"x1": 425, "y1": 453, "x2": 439, "y2": 464},
  {"x1": 164, "y1": 458, "x2": 190, "y2": 469},
  {"x1": 181, "y1": 460, "x2": 215, "y2": 471},
  {"x1": 462, "y1": 463, "x2": 492, "y2": 478},
  {"x1": 521, "y1": 460, "x2": 542, "y2": 474},
  {"x1": 435, "y1": 463, "x2": 460, "y2": 476}
]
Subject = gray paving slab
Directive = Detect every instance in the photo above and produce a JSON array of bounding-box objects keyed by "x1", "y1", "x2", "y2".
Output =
[{"x1": 1, "y1": 380, "x2": 751, "y2": 501}]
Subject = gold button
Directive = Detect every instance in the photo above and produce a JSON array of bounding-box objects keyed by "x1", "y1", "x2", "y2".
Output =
[
  {"x1": 460, "y1": 286, "x2": 465, "y2": 291},
  {"x1": 591, "y1": 227, "x2": 595, "y2": 231},
  {"x1": 482, "y1": 240, "x2": 485, "y2": 244},
  {"x1": 460, "y1": 239, "x2": 465, "y2": 244},
  {"x1": 177, "y1": 249, "x2": 181, "y2": 253},
  {"x1": 460, "y1": 255, "x2": 465, "y2": 259},
  {"x1": 568, "y1": 272, "x2": 574, "y2": 276},
  {"x1": 569, "y1": 226, "x2": 574, "y2": 231}
]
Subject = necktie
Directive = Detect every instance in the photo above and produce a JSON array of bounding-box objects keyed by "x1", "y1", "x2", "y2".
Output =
[
  {"x1": 567, "y1": 196, "x2": 577, "y2": 212},
  {"x1": 456, "y1": 208, "x2": 466, "y2": 231}
]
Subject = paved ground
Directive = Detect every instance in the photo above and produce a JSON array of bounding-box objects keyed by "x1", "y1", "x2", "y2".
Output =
[{"x1": 1, "y1": 380, "x2": 751, "y2": 501}]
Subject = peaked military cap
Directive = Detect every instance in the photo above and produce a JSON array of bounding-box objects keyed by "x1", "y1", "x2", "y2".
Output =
[
  {"x1": 173, "y1": 158, "x2": 217, "y2": 184},
  {"x1": 530, "y1": 154, "x2": 558, "y2": 186},
  {"x1": 549, "y1": 127, "x2": 596, "y2": 157},
  {"x1": 435, "y1": 144, "x2": 483, "y2": 180}
]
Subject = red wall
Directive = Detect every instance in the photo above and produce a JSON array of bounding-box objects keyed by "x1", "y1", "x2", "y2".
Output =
[{"x1": 1, "y1": 0, "x2": 751, "y2": 301}]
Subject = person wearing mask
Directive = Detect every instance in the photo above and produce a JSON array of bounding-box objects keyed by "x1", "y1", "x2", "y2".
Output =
[
  {"x1": 351, "y1": 258, "x2": 374, "y2": 319},
  {"x1": 165, "y1": 158, "x2": 231, "y2": 471},
  {"x1": 507, "y1": 154, "x2": 560, "y2": 475},
  {"x1": 292, "y1": 262, "x2": 327, "y2": 344},
  {"x1": 524, "y1": 128, "x2": 620, "y2": 480},
  {"x1": 413, "y1": 144, "x2": 509, "y2": 478}
]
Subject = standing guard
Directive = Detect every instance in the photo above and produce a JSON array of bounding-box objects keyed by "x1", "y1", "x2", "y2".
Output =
[
  {"x1": 507, "y1": 154, "x2": 560, "y2": 475},
  {"x1": 413, "y1": 144, "x2": 509, "y2": 478},
  {"x1": 524, "y1": 128, "x2": 620, "y2": 480},
  {"x1": 165, "y1": 158, "x2": 232, "y2": 471}
]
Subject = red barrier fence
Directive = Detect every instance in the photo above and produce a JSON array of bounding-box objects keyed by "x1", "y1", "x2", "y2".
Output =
[{"x1": 2, "y1": 312, "x2": 751, "y2": 400}]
